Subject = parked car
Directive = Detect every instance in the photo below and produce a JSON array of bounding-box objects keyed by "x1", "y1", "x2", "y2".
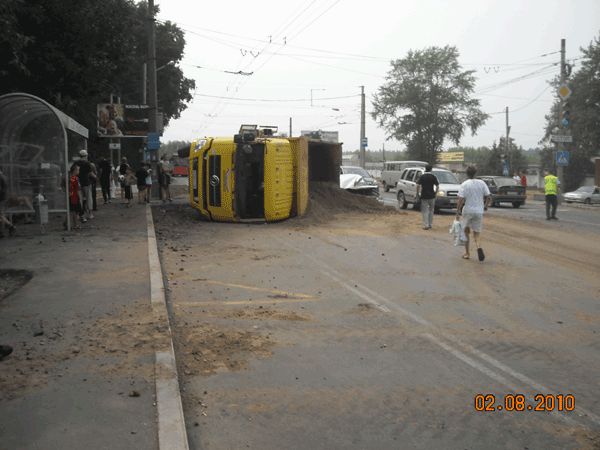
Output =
[
  {"x1": 564, "y1": 186, "x2": 600, "y2": 204},
  {"x1": 477, "y1": 176, "x2": 526, "y2": 208},
  {"x1": 396, "y1": 167, "x2": 461, "y2": 211},
  {"x1": 381, "y1": 160, "x2": 427, "y2": 192},
  {"x1": 340, "y1": 166, "x2": 379, "y2": 197}
]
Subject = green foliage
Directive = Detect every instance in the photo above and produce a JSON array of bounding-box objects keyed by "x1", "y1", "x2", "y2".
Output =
[
  {"x1": 372, "y1": 46, "x2": 488, "y2": 163},
  {"x1": 0, "y1": 0, "x2": 195, "y2": 133},
  {"x1": 543, "y1": 33, "x2": 600, "y2": 190}
]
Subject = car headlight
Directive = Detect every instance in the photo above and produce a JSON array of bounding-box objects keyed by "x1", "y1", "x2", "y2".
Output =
[{"x1": 437, "y1": 190, "x2": 446, "y2": 197}]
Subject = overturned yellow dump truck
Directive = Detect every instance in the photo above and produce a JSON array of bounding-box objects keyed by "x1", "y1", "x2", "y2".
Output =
[{"x1": 188, "y1": 125, "x2": 341, "y2": 222}]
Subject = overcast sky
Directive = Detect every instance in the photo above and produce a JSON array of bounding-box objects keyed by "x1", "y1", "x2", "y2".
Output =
[{"x1": 156, "y1": 0, "x2": 600, "y2": 151}]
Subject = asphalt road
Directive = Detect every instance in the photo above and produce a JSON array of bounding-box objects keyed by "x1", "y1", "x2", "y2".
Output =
[
  {"x1": 380, "y1": 191, "x2": 600, "y2": 233},
  {"x1": 153, "y1": 201, "x2": 600, "y2": 450}
]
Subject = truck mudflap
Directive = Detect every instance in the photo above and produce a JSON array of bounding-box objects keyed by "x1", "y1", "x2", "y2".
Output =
[{"x1": 264, "y1": 140, "x2": 294, "y2": 221}]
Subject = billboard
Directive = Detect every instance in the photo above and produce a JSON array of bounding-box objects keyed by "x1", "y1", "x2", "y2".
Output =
[
  {"x1": 300, "y1": 129, "x2": 339, "y2": 143},
  {"x1": 437, "y1": 151, "x2": 464, "y2": 162},
  {"x1": 97, "y1": 103, "x2": 149, "y2": 137}
]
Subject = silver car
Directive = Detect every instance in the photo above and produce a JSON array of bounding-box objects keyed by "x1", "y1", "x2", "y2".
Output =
[
  {"x1": 563, "y1": 186, "x2": 600, "y2": 204},
  {"x1": 340, "y1": 166, "x2": 380, "y2": 197}
]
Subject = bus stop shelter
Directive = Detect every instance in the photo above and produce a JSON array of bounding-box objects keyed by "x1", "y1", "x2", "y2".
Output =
[{"x1": 0, "y1": 93, "x2": 88, "y2": 231}]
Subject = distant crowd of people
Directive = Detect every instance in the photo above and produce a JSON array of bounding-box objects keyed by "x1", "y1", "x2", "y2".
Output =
[{"x1": 67, "y1": 150, "x2": 173, "y2": 229}]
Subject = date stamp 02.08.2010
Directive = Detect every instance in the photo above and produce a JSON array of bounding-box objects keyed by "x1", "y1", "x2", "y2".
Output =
[{"x1": 474, "y1": 394, "x2": 575, "y2": 412}]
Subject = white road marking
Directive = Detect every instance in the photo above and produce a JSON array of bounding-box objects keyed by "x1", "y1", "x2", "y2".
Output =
[{"x1": 276, "y1": 234, "x2": 600, "y2": 429}]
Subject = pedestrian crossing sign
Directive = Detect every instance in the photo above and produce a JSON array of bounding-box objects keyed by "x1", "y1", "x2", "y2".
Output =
[{"x1": 556, "y1": 151, "x2": 570, "y2": 166}]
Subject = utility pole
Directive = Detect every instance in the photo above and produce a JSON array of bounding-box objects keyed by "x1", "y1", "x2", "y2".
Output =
[
  {"x1": 147, "y1": 0, "x2": 159, "y2": 199},
  {"x1": 289, "y1": 117, "x2": 292, "y2": 137},
  {"x1": 505, "y1": 106, "x2": 511, "y2": 175},
  {"x1": 360, "y1": 85, "x2": 366, "y2": 168},
  {"x1": 142, "y1": 63, "x2": 147, "y2": 104},
  {"x1": 557, "y1": 38, "x2": 566, "y2": 201}
]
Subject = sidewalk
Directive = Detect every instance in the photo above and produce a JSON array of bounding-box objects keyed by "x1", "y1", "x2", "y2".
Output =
[{"x1": 0, "y1": 199, "x2": 161, "y2": 449}]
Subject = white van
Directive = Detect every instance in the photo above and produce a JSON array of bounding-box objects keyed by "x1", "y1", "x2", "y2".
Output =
[{"x1": 381, "y1": 160, "x2": 428, "y2": 192}]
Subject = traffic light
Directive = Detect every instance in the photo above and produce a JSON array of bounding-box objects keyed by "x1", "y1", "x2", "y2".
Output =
[{"x1": 561, "y1": 102, "x2": 570, "y2": 128}]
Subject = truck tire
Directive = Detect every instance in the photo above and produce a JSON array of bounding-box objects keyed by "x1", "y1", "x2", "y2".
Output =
[
  {"x1": 584, "y1": 198, "x2": 591, "y2": 205},
  {"x1": 397, "y1": 191, "x2": 408, "y2": 209},
  {"x1": 512, "y1": 202, "x2": 522, "y2": 208}
]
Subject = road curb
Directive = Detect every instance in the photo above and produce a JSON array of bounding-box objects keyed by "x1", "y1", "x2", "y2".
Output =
[{"x1": 146, "y1": 205, "x2": 190, "y2": 450}]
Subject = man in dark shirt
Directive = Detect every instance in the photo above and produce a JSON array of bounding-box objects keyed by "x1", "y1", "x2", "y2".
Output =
[
  {"x1": 416, "y1": 164, "x2": 439, "y2": 230},
  {"x1": 74, "y1": 150, "x2": 94, "y2": 220}
]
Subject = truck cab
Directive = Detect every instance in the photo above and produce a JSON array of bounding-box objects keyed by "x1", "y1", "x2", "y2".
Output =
[{"x1": 189, "y1": 125, "x2": 310, "y2": 222}]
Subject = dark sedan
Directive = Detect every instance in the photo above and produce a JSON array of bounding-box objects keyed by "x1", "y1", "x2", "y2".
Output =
[{"x1": 478, "y1": 176, "x2": 526, "y2": 208}]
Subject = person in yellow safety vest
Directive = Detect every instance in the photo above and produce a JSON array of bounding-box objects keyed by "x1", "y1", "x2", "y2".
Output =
[{"x1": 543, "y1": 169, "x2": 560, "y2": 220}]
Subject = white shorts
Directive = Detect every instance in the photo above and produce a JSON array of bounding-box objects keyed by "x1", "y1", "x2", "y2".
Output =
[{"x1": 462, "y1": 213, "x2": 483, "y2": 233}]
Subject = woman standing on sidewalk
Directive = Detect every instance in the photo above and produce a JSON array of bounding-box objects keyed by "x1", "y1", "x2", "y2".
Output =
[{"x1": 68, "y1": 164, "x2": 82, "y2": 229}]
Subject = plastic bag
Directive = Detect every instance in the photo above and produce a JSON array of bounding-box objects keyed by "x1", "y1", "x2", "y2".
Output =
[{"x1": 449, "y1": 219, "x2": 467, "y2": 246}]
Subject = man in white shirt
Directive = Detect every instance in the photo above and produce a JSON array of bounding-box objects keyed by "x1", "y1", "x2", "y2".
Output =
[{"x1": 456, "y1": 166, "x2": 491, "y2": 261}]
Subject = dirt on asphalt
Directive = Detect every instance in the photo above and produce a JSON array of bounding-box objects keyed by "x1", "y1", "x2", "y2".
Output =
[
  {"x1": 0, "y1": 300, "x2": 167, "y2": 400},
  {"x1": 0, "y1": 269, "x2": 33, "y2": 301}
]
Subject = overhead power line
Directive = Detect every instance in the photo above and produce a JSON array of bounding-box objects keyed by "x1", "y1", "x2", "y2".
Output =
[{"x1": 193, "y1": 93, "x2": 360, "y2": 102}]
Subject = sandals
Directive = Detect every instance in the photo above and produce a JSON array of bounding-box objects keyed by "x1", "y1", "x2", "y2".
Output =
[{"x1": 477, "y1": 248, "x2": 485, "y2": 262}]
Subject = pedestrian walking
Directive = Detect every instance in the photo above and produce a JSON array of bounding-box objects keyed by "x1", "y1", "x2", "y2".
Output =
[
  {"x1": 90, "y1": 161, "x2": 98, "y2": 212},
  {"x1": 456, "y1": 166, "x2": 491, "y2": 261},
  {"x1": 158, "y1": 155, "x2": 173, "y2": 202},
  {"x1": 544, "y1": 169, "x2": 560, "y2": 220},
  {"x1": 144, "y1": 164, "x2": 153, "y2": 203},
  {"x1": 135, "y1": 164, "x2": 148, "y2": 204},
  {"x1": 0, "y1": 168, "x2": 17, "y2": 237},
  {"x1": 68, "y1": 164, "x2": 82, "y2": 229},
  {"x1": 123, "y1": 167, "x2": 136, "y2": 207},
  {"x1": 118, "y1": 157, "x2": 130, "y2": 200},
  {"x1": 520, "y1": 170, "x2": 527, "y2": 191},
  {"x1": 415, "y1": 164, "x2": 438, "y2": 230},
  {"x1": 75, "y1": 150, "x2": 94, "y2": 220},
  {"x1": 99, "y1": 158, "x2": 112, "y2": 204}
]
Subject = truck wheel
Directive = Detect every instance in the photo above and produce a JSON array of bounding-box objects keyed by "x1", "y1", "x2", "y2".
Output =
[
  {"x1": 397, "y1": 192, "x2": 408, "y2": 209},
  {"x1": 512, "y1": 202, "x2": 522, "y2": 208},
  {"x1": 383, "y1": 182, "x2": 390, "y2": 192},
  {"x1": 584, "y1": 198, "x2": 591, "y2": 205}
]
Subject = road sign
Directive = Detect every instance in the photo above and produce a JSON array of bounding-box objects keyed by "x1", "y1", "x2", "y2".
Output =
[
  {"x1": 556, "y1": 150, "x2": 570, "y2": 167},
  {"x1": 550, "y1": 134, "x2": 573, "y2": 143},
  {"x1": 558, "y1": 84, "x2": 571, "y2": 100},
  {"x1": 361, "y1": 137, "x2": 368, "y2": 147},
  {"x1": 147, "y1": 132, "x2": 160, "y2": 150},
  {"x1": 437, "y1": 152, "x2": 464, "y2": 162}
]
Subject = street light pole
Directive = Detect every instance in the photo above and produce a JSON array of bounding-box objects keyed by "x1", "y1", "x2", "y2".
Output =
[
  {"x1": 147, "y1": 0, "x2": 159, "y2": 199},
  {"x1": 557, "y1": 38, "x2": 566, "y2": 201},
  {"x1": 360, "y1": 85, "x2": 366, "y2": 168}
]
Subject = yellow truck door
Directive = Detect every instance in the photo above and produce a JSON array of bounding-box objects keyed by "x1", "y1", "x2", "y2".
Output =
[{"x1": 263, "y1": 139, "x2": 294, "y2": 221}]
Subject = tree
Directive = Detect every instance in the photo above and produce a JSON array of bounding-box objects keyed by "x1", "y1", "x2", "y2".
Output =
[
  {"x1": 478, "y1": 138, "x2": 527, "y2": 176},
  {"x1": 372, "y1": 46, "x2": 488, "y2": 163},
  {"x1": 0, "y1": 0, "x2": 195, "y2": 135},
  {"x1": 542, "y1": 33, "x2": 600, "y2": 190}
]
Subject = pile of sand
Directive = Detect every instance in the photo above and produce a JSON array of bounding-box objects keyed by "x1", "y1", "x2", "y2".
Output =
[{"x1": 297, "y1": 182, "x2": 397, "y2": 223}]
